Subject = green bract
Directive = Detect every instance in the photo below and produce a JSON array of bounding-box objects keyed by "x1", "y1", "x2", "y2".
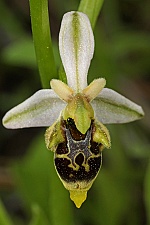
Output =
[{"x1": 2, "y1": 11, "x2": 144, "y2": 208}]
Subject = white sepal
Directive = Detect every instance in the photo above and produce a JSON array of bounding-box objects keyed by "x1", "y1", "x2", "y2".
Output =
[
  {"x1": 59, "y1": 11, "x2": 94, "y2": 92},
  {"x1": 2, "y1": 89, "x2": 66, "y2": 129},
  {"x1": 91, "y1": 88, "x2": 144, "y2": 124}
]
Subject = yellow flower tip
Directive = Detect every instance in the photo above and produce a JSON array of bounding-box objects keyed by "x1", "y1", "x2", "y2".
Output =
[{"x1": 69, "y1": 190, "x2": 87, "y2": 208}]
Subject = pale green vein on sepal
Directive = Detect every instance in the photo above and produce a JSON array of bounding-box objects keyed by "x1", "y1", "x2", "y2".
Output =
[
  {"x1": 92, "y1": 88, "x2": 144, "y2": 124},
  {"x1": 2, "y1": 90, "x2": 66, "y2": 129}
]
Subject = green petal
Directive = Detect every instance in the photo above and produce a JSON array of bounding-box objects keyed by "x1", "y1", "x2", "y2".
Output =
[
  {"x1": 2, "y1": 90, "x2": 66, "y2": 129},
  {"x1": 92, "y1": 119, "x2": 111, "y2": 149},
  {"x1": 92, "y1": 88, "x2": 144, "y2": 124},
  {"x1": 63, "y1": 94, "x2": 94, "y2": 134}
]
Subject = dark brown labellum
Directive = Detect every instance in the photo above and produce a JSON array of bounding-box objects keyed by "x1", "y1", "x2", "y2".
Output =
[{"x1": 54, "y1": 118, "x2": 102, "y2": 185}]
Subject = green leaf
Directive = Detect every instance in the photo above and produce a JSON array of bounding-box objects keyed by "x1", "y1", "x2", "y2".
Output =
[
  {"x1": 12, "y1": 134, "x2": 52, "y2": 217},
  {"x1": 78, "y1": 0, "x2": 104, "y2": 29},
  {"x1": 0, "y1": 201, "x2": 13, "y2": 225},
  {"x1": 144, "y1": 159, "x2": 150, "y2": 224},
  {"x1": 29, "y1": 205, "x2": 49, "y2": 225},
  {"x1": 0, "y1": 1, "x2": 25, "y2": 39},
  {"x1": 29, "y1": 0, "x2": 57, "y2": 88},
  {"x1": 2, "y1": 38, "x2": 36, "y2": 68}
]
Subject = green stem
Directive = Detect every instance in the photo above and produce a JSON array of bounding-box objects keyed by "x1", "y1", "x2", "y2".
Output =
[
  {"x1": 78, "y1": 0, "x2": 104, "y2": 29},
  {"x1": 29, "y1": 0, "x2": 57, "y2": 88}
]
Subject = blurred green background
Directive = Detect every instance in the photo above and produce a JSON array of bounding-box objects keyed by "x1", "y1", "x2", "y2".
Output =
[{"x1": 0, "y1": 0, "x2": 150, "y2": 225}]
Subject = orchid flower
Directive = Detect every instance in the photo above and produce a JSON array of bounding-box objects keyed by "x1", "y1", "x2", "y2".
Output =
[{"x1": 2, "y1": 11, "x2": 144, "y2": 208}]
